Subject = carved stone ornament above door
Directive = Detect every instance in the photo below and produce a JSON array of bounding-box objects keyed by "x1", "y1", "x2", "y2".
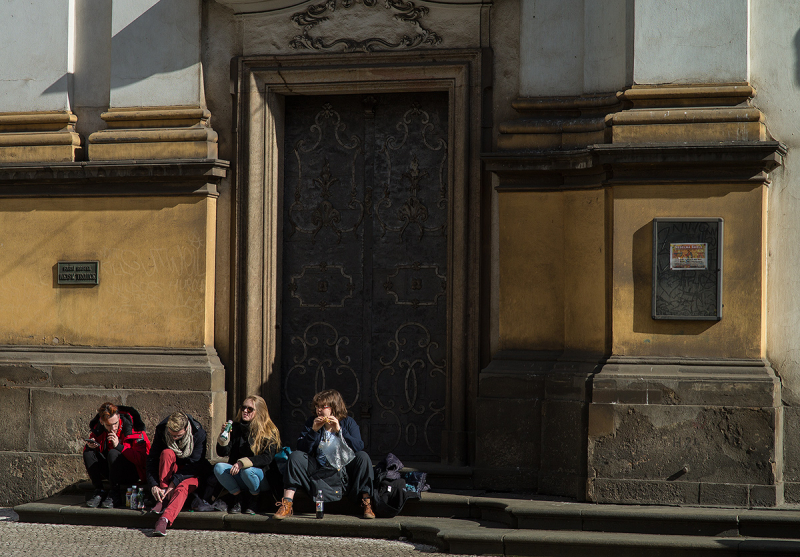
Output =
[
  {"x1": 215, "y1": 0, "x2": 482, "y2": 13},
  {"x1": 289, "y1": 0, "x2": 443, "y2": 52}
]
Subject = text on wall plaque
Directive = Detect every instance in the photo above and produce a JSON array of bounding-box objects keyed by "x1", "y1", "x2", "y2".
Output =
[{"x1": 57, "y1": 261, "x2": 99, "y2": 285}]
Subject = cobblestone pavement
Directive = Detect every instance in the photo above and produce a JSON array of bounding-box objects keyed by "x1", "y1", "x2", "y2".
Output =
[{"x1": 0, "y1": 508, "x2": 475, "y2": 557}]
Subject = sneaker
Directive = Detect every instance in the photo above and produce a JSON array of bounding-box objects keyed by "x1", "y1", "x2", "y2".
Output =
[
  {"x1": 244, "y1": 497, "x2": 258, "y2": 515},
  {"x1": 153, "y1": 517, "x2": 168, "y2": 537},
  {"x1": 86, "y1": 490, "x2": 104, "y2": 508},
  {"x1": 150, "y1": 501, "x2": 164, "y2": 515},
  {"x1": 229, "y1": 501, "x2": 242, "y2": 514},
  {"x1": 191, "y1": 498, "x2": 215, "y2": 512},
  {"x1": 211, "y1": 498, "x2": 228, "y2": 513},
  {"x1": 100, "y1": 491, "x2": 120, "y2": 509},
  {"x1": 273, "y1": 498, "x2": 293, "y2": 520},
  {"x1": 361, "y1": 496, "x2": 375, "y2": 519}
]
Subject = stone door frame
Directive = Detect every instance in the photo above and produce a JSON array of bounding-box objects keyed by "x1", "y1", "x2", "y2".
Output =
[{"x1": 231, "y1": 50, "x2": 484, "y2": 464}]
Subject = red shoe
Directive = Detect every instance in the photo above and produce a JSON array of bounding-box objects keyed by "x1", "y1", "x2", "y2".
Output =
[{"x1": 153, "y1": 517, "x2": 168, "y2": 537}]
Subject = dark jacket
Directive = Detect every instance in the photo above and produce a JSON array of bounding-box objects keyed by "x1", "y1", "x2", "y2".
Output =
[
  {"x1": 216, "y1": 421, "x2": 278, "y2": 471},
  {"x1": 296, "y1": 415, "x2": 364, "y2": 457},
  {"x1": 146, "y1": 414, "x2": 208, "y2": 489}
]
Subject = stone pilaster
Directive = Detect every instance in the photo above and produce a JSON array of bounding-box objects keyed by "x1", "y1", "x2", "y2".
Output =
[
  {"x1": 484, "y1": 81, "x2": 785, "y2": 506},
  {"x1": 585, "y1": 83, "x2": 785, "y2": 507}
]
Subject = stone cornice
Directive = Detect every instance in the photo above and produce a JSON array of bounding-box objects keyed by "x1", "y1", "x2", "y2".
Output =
[
  {"x1": 0, "y1": 158, "x2": 229, "y2": 198},
  {"x1": 484, "y1": 141, "x2": 786, "y2": 191},
  {"x1": 621, "y1": 83, "x2": 755, "y2": 108},
  {"x1": 592, "y1": 141, "x2": 785, "y2": 185}
]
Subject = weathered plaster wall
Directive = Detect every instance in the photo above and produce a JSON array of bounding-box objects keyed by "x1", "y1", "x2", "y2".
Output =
[
  {"x1": 750, "y1": 0, "x2": 800, "y2": 502},
  {"x1": 612, "y1": 184, "x2": 765, "y2": 359},
  {"x1": 519, "y1": 0, "x2": 629, "y2": 96},
  {"x1": 0, "y1": 0, "x2": 74, "y2": 112},
  {"x1": 0, "y1": 196, "x2": 215, "y2": 348},
  {"x1": 498, "y1": 190, "x2": 606, "y2": 355},
  {"x1": 499, "y1": 192, "x2": 565, "y2": 350},
  {"x1": 110, "y1": 0, "x2": 204, "y2": 107},
  {"x1": 632, "y1": 0, "x2": 749, "y2": 85}
]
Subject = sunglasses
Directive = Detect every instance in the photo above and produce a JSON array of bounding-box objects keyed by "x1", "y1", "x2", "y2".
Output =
[{"x1": 241, "y1": 405, "x2": 256, "y2": 413}]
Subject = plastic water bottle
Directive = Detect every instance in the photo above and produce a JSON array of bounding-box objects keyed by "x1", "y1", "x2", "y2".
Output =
[
  {"x1": 315, "y1": 489, "x2": 324, "y2": 519},
  {"x1": 125, "y1": 487, "x2": 133, "y2": 508},
  {"x1": 137, "y1": 488, "x2": 145, "y2": 510},
  {"x1": 129, "y1": 485, "x2": 138, "y2": 509},
  {"x1": 220, "y1": 420, "x2": 233, "y2": 442}
]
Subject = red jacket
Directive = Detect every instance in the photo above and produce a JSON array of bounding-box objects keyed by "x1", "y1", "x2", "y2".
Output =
[{"x1": 85, "y1": 406, "x2": 151, "y2": 481}]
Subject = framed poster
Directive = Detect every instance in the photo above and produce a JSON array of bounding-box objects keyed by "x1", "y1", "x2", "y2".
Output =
[{"x1": 652, "y1": 218, "x2": 723, "y2": 320}]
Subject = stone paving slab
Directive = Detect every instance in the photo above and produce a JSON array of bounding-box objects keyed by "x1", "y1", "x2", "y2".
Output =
[{"x1": 0, "y1": 507, "x2": 472, "y2": 557}]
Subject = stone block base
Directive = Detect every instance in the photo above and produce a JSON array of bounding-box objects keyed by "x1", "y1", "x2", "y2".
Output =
[
  {"x1": 588, "y1": 358, "x2": 783, "y2": 508},
  {"x1": 0, "y1": 345, "x2": 226, "y2": 505},
  {"x1": 0, "y1": 111, "x2": 81, "y2": 163},
  {"x1": 88, "y1": 107, "x2": 218, "y2": 161},
  {"x1": 474, "y1": 354, "x2": 594, "y2": 500},
  {"x1": 588, "y1": 478, "x2": 783, "y2": 508}
]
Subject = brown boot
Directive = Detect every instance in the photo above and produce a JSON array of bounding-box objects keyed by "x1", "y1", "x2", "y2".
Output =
[
  {"x1": 361, "y1": 496, "x2": 375, "y2": 519},
  {"x1": 273, "y1": 498, "x2": 293, "y2": 520}
]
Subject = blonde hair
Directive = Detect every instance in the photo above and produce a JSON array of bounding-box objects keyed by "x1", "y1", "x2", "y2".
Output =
[
  {"x1": 166, "y1": 411, "x2": 188, "y2": 432},
  {"x1": 236, "y1": 395, "x2": 281, "y2": 455}
]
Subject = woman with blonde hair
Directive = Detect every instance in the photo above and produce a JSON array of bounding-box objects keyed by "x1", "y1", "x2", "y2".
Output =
[{"x1": 213, "y1": 395, "x2": 282, "y2": 514}]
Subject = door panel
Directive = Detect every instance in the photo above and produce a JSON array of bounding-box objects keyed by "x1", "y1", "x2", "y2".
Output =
[{"x1": 281, "y1": 92, "x2": 448, "y2": 461}]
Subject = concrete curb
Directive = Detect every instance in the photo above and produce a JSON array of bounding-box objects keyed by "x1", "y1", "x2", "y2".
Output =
[{"x1": 15, "y1": 492, "x2": 800, "y2": 555}]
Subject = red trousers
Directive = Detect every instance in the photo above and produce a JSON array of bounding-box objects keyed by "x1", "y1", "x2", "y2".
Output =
[{"x1": 157, "y1": 450, "x2": 198, "y2": 524}]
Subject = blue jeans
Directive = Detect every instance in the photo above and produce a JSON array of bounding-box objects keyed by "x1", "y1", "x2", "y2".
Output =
[{"x1": 214, "y1": 462, "x2": 267, "y2": 496}]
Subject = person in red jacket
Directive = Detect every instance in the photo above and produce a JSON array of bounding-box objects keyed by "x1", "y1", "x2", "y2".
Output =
[{"x1": 83, "y1": 402, "x2": 151, "y2": 508}]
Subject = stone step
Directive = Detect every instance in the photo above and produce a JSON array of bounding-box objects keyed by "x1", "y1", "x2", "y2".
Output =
[{"x1": 15, "y1": 492, "x2": 800, "y2": 556}]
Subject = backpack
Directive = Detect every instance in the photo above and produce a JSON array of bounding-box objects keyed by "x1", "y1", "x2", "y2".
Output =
[
  {"x1": 374, "y1": 476, "x2": 419, "y2": 518},
  {"x1": 372, "y1": 453, "x2": 424, "y2": 518}
]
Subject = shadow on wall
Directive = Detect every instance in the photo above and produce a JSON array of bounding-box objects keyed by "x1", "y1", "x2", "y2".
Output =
[
  {"x1": 796, "y1": 28, "x2": 800, "y2": 87},
  {"x1": 42, "y1": 0, "x2": 197, "y2": 100},
  {"x1": 110, "y1": 0, "x2": 199, "y2": 90}
]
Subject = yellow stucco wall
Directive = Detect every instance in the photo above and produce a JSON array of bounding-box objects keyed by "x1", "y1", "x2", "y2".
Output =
[
  {"x1": 498, "y1": 189, "x2": 607, "y2": 355},
  {"x1": 612, "y1": 184, "x2": 764, "y2": 359},
  {"x1": 0, "y1": 196, "x2": 215, "y2": 347}
]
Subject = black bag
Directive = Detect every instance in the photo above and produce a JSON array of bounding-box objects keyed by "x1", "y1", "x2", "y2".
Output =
[
  {"x1": 374, "y1": 476, "x2": 418, "y2": 518},
  {"x1": 373, "y1": 453, "x2": 423, "y2": 518}
]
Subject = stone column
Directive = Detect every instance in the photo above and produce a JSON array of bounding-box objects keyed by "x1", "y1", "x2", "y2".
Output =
[
  {"x1": 88, "y1": 0, "x2": 217, "y2": 160},
  {"x1": 0, "y1": 0, "x2": 80, "y2": 162}
]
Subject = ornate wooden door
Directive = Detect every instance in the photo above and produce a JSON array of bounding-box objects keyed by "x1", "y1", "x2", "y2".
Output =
[{"x1": 280, "y1": 93, "x2": 448, "y2": 461}]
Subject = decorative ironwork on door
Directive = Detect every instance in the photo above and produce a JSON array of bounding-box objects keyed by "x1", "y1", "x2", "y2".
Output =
[{"x1": 281, "y1": 93, "x2": 448, "y2": 461}]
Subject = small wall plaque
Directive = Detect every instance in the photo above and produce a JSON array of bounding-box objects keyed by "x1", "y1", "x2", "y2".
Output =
[
  {"x1": 652, "y1": 218, "x2": 722, "y2": 320},
  {"x1": 57, "y1": 261, "x2": 99, "y2": 285}
]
